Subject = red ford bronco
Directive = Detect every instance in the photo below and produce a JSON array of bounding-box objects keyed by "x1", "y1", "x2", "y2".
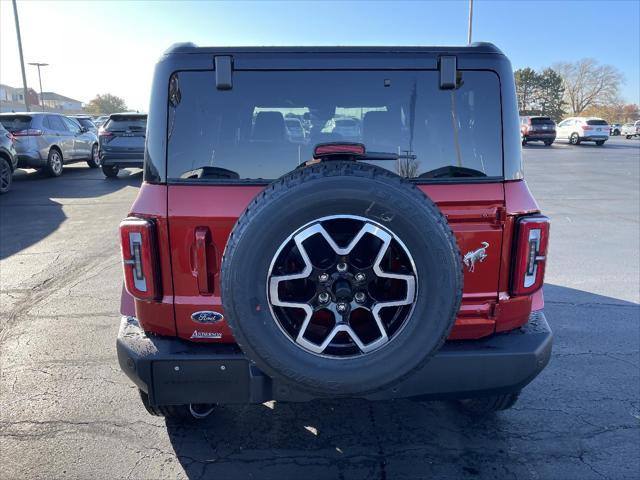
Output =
[{"x1": 117, "y1": 43, "x2": 552, "y2": 419}]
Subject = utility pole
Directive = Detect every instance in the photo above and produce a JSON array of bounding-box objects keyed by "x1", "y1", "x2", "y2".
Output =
[
  {"x1": 12, "y1": 0, "x2": 30, "y2": 112},
  {"x1": 467, "y1": 0, "x2": 474, "y2": 45},
  {"x1": 29, "y1": 63, "x2": 48, "y2": 111}
]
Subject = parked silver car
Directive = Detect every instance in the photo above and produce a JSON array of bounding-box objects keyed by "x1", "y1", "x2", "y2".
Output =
[
  {"x1": 70, "y1": 115, "x2": 98, "y2": 135},
  {"x1": 0, "y1": 112, "x2": 100, "y2": 177}
]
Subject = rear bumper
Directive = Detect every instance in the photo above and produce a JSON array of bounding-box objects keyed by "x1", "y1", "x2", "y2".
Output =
[
  {"x1": 17, "y1": 152, "x2": 46, "y2": 168},
  {"x1": 581, "y1": 136, "x2": 608, "y2": 141},
  {"x1": 524, "y1": 133, "x2": 555, "y2": 141},
  {"x1": 117, "y1": 311, "x2": 552, "y2": 406},
  {"x1": 100, "y1": 151, "x2": 144, "y2": 167}
]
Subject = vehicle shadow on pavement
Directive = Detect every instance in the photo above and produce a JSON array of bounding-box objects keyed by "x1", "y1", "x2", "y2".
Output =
[
  {"x1": 164, "y1": 284, "x2": 639, "y2": 480},
  {"x1": 0, "y1": 166, "x2": 141, "y2": 260}
]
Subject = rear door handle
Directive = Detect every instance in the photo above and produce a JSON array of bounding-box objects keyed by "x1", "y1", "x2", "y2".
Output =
[{"x1": 194, "y1": 227, "x2": 212, "y2": 294}]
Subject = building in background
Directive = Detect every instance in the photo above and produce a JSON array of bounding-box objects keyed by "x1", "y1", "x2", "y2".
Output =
[
  {"x1": 0, "y1": 84, "x2": 85, "y2": 113},
  {"x1": 39, "y1": 92, "x2": 84, "y2": 113},
  {"x1": 0, "y1": 84, "x2": 28, "y2": 112}
]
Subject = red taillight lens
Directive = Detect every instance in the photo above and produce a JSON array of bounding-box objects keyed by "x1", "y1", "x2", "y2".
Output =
[
  {"x1": 511, "y1": 215, "x2": 550, "y2": 296},
  {"x1": 581, "y1": 125, "x2": 593, "y2": 131},
  {"x1": 120, "y1": 217, "x2": 161, "y2": 301},
  {"x1": 5, "y1": 132, "x2": 15, "y2": 142},
  {"x1": 13, "y1": 129, "x2": 43, "y2": 136},
  {"x1": 99, "y1": 130, "x2": 113, "y2": 142}
]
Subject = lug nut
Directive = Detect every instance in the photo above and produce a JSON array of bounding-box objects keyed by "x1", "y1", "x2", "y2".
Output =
[
  {"x1": 319, "y1": 273, "x2": 329, "y2": 282},
  {"x1": 336, "y1": 302, "x2": 347, "y2": 313},
  {"x1": 318, "y1": 292, "x2": 330, "y2": 304},
  {"x1": 355, "y1": 272, "x2": 366, "y2": 282},
  {"x1": 337, "y1": 263, "x2": 348, "y2": 273},
  {"x1": 354, "y1": 292, "x2": 366, "y2": 303}
]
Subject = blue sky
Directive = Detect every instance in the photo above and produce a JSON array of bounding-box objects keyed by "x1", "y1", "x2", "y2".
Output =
[{"x1": 1, "y1": 0, "x2": 638, "y2": 111}]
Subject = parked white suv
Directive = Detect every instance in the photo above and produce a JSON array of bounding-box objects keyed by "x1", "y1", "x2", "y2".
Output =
[
  {"x1": 621, "y1": 121, "x2": 640, "y2": 139},
  {"x1": 556, "y1": 117, "x2": 609, "y2": 146}
]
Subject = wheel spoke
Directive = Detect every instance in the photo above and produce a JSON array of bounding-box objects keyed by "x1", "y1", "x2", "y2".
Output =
[{"x1": 267, "y1": 215, "x2": 418, "y2": 358}]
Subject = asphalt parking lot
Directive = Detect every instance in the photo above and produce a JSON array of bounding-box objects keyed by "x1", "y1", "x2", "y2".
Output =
[{"x1": 1, "y1": 137, "x2": 638, "y2": 480}]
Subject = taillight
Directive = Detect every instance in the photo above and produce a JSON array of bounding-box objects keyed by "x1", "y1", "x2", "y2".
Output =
[
  {"x1": 12, "y1": 129, "x2": 43, "y2": 136},
  {"x1": 581, "y1": 125, "x2": 593, "y2": 131},
  {"x1": 5, "y1": 132, "x2": 15, "y2": 142},
  {"x1": 120, "y1": 217, "x2": 161, "y2": 301},
  {"x1": 99, "y1": 130, "x2": 113, "y2": 142},
  {"x1": 511, "y1": 215, "x2": 550, "y2": 296}
]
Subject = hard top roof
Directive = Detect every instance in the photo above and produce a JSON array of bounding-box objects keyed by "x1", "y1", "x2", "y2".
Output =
[{"x1": 163, "y1": 42, "x2": 504, "y2": 56}]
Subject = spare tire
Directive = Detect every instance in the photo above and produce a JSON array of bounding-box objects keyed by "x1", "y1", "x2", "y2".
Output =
[{"x1": 221, "y1": 161, "x2": 462, "y2": 396}]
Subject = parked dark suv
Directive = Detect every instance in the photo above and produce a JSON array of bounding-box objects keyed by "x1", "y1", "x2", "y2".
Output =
[
  {"x1": 98, "y1": 113, "x2": 147, "y2": 178},
  {"x1": 117, "y1": 43, "x2": 552, "y2": 420},
  {"x1": 520, "y1": 116, "x2": 556, "y2": 146}
]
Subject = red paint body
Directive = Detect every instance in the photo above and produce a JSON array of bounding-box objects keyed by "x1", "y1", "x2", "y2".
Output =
[{"x1": 123, "y1": 179, "x2": 543, "y2": 342}]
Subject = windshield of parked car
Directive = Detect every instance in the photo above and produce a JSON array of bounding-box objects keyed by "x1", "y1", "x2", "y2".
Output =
[
  {"x1": 105, "y1": 116, "x2": 147, "y2": 131},
  {"x1": 0, "y1": 115, "x2": 33, "y2": 132},
  {"x1": 167, "y1": 70, "x2": 503, "y2": 182}
]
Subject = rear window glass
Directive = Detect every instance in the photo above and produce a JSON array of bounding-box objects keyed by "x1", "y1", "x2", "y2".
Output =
[
  {"x1": 105, "y1": 116, "x2": 147, "y2": 131},
  {"x1": 167, "y1": 70, "x2": 503, "y2": 182},
  {"x1": 75, "y1": 118, "x2": 94, "y2": 128},
  {"x1": 586, "y1": 119, "x2": 608, "y2": 126},
  {"x1": 0, "y1": 115, "x2": 32, "y2": 132},
  {"x1": 531, "y1": 117, "x2": 554, "y2": 125}
]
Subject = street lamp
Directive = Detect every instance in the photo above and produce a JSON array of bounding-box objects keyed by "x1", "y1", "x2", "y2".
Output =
[{"x1": 28, "y1": 62, "x2": 49, "y2": 112}]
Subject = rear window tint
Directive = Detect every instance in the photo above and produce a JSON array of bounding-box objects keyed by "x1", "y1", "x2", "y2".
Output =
[
  {"x1": 0, "y1": 115, "x2": 32, "y2": 131},
  {"x1": 74, "y1": 118, "x2": 94, "y2": 128},
  {"x1": 586, "y1": 119, "x2": 608, "y2": 126},
  {"x1": 105, "y1": 116, "x2": 147, "y2": 131},
  {"x1": 167, "y1": 70, "x2": 503, "y2": 182},
  {"x1": 531, "y1": 117, "x2": 554, "y2": 125}
]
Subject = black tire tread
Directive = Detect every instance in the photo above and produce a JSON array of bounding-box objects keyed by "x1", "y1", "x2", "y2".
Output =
[
  {"x1": 221, "y1": 161, "x2": 463, "y2": 396},
  {"x1": 0, "y1": 155, "x2": 12, "y2": 194}
]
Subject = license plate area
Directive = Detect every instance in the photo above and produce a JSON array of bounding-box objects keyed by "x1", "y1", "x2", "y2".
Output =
[{"x1": 152, "y1": 358, "x2": 250, "y2": 404}]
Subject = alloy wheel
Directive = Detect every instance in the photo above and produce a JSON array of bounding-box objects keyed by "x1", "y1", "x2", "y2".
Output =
[
  {"x1": 51, "y1": 152, "x2": 62, "y2": 175},
  {"x1": 92, "y1": 145, "x2": 100, "y2": 166},
  {"x1": 267, "y1": 215, "x2": 418, "y2": 358}
]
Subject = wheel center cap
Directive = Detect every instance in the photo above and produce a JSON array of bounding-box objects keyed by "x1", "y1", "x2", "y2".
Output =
[{"x1": 333, "y1": 278, "x2": 353, "y2": 301}]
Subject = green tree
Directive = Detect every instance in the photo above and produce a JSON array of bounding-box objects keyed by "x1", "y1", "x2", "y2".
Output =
[
  {"x1": 85, "y1": 93, "x2": 128, "y2": 115},
  {"x1": 536, "y1": 68, "x2": 565, "y2": 121},
  {"x1": 514, "y1": 67, "x2": 539, "y2": 115}
]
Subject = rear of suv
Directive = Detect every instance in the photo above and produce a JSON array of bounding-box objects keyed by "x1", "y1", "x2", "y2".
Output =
[
  {"x1": 520, "y1": 115, "x2": 556, "y2": 146},
  {"x1": 0, "y1": 112, "x2": 100, "y2": 176},
  {"x1": 557, "y1": 117, "x2": 609, "y2": 145},
  {"x1": 98, "y1": 113, "x2": 147, "y2": 178},
  {"x1": 117, "y1": 43, "x2": 552, "y2": 420}
]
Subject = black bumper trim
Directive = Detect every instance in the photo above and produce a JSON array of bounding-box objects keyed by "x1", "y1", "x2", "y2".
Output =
[{"x1": 116, "y1": 312, "x2": 552, "y2": 405}]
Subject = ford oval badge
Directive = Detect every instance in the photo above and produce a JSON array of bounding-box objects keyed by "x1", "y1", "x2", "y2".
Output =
[{"x1": 191, "y1": 311, "x2": 224, "y2": 324}]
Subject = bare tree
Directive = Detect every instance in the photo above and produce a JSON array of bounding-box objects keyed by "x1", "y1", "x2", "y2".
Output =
[{"x1": 553, "y1": 59, "x2": 623, "y2": 115}]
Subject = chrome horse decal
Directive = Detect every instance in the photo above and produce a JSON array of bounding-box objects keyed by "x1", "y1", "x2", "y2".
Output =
[{"x1": 463, "y1": 242, "x2": 489, "y2": 272}]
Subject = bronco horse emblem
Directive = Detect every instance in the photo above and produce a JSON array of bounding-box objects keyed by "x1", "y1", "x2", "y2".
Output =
[{"x1": 463, "y1": 242, "x2": 489, "y2": 272}]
